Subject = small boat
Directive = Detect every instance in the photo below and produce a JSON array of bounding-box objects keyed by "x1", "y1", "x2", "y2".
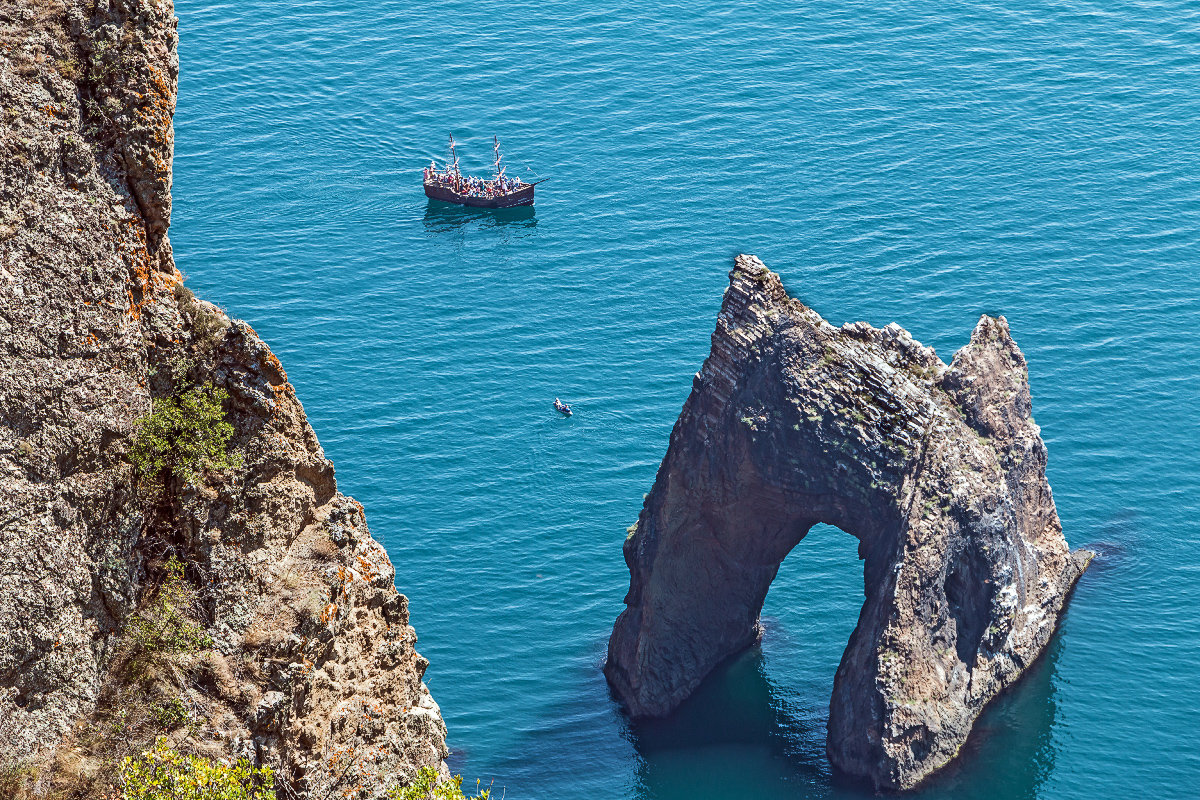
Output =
[
  {"x1": 554, "y1": 398, "x2": 572, "y2": 416},
  {"x1": 424, "y1": 134, "x2": 542, "y2": 209}
]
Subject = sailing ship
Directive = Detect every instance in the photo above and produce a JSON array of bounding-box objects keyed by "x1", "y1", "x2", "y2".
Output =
[{"x1": 423, "y1": 134, "x2": 540, "y2": 208}]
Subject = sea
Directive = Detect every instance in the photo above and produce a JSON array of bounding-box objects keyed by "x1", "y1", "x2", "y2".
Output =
[{"x1": 169, "y1": 1, "x2": 1200, "y2": 798}]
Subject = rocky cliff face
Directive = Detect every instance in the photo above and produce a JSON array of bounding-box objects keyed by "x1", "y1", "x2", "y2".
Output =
[
  {"x1": 606, "y1": 255, "x2": 1091, "y2": 790},
  {"x1": 0, "y1": 2, "x2": 446, "y2": 796}
]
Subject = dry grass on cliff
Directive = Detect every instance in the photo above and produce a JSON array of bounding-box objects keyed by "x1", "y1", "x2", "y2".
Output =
[
  {"x1": 24, "y1": 562, "x2": 254, "y2": 799},
  {"x1": 32, "y1": 546, "x2": 345, "y2": 798},
  {"x1": 0, "y1": 761, "x2": 38, "y2": 800},
  {"x1": 0, "y1": 0, "x2": 74, "y2": 80},
  {"x1": 175, "y1": 285, "x2": 231, "y2": 352}
]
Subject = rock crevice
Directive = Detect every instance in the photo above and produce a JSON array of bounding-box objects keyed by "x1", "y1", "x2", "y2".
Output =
[{"x1": 605, "y1": 255, "x2": 1090, "y2": 790}]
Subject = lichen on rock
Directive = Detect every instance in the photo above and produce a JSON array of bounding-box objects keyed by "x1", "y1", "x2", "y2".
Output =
[
  {"x1": 0, "y1": 2, "x2": 447, "y2": 797},
  {"x1": 605, "y1": 254, "x2": 1091, "y2": 790}
]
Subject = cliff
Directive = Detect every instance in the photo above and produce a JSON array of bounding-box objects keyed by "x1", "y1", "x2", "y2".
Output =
[
  {"x1": 0, "y1": 2, "x2": 446, "y2": 797},
  {"x1": 606, "y1": 255, "x2": 1091, "y2": 790}
]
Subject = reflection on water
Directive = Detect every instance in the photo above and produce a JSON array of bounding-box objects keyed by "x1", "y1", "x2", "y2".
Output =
[
  {"x1": 918, "y1": 629, "x2": 1064, "y2": 800},
  {"x1": 624, "y1": 629, "x2": 1066, "y2": 800},
  {"x1": 421, "y1": 199, "x2": 538, "y2": 234},
  {"x1": 628, "y1": 647, "x2": 831, "y2": 799}
]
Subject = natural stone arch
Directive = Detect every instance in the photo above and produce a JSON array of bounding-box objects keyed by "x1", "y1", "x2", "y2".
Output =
[{"x1": 605, "y1": 256, "x2": 1090, "y2": 790}]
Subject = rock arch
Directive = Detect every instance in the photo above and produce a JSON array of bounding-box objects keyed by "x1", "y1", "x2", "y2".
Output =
[{"x1": 605, "y1": 256, "x2": 1090, "y2": 790}]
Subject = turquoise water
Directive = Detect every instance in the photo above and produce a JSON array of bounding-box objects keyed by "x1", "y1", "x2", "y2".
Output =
[{"x1": 170, "y1": 1, "x2": 1200, "y2": 797}]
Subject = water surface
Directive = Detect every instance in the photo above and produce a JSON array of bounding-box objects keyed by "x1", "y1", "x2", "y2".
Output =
[{"x1": 172, "y1": 1, "x2": 1200, "y2": 797}]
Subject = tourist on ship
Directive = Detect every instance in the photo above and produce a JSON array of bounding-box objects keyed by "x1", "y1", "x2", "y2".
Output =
[{"x1": 424, "y1": 135, "x2": 536, "y2": 206}]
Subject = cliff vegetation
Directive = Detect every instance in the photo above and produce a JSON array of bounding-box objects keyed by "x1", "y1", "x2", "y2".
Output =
[{"x1": 0, "y1": 1, "x2": 450, "y2": 797}]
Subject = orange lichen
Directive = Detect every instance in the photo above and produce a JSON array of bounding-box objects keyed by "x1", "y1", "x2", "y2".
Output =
[
  {"x1": 130, "y1": 62, "x2": 175, "y2": 183},
  {"x1": 262, "y1": 350, "x2": 288, "y2": 383},
  {"x1": 119, "y1": 222, "x2": 175, "y2": 319},
  {"x1": 356, "y1": 555, "x2": 381, "y2": 583}
]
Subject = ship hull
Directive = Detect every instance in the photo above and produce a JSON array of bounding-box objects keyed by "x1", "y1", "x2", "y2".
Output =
[{"x1": 424, "y1": 182, "x2": 535, "y2": 208}]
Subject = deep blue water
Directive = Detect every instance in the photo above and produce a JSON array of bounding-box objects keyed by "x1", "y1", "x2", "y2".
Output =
[{"x1": 170, "y1": 1, "x2": 1200, "y2": 797}]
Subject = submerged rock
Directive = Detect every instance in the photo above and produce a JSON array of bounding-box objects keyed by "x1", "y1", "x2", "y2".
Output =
[{"x1": 605, "y1": 255, "x2": 1090, "y2": 790}]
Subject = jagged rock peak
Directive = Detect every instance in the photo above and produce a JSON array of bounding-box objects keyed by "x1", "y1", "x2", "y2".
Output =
[{"x1": 605, "y1": 254, "x2": 1091, "y2": 790}]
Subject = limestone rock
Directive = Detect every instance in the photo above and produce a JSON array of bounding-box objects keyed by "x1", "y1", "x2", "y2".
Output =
[
  {"x1": 605, "y1": 255, "x2": 1091, "y2": 790},
  {"x1": 0, "y1": 2, "x2": 446, "y2": 796}
]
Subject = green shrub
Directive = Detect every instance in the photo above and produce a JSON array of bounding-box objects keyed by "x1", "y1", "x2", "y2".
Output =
[
  {"x1": 153, "y1": 697, "x2": 190, "y2": 730},
  {"x1": 389, "y1": 766, "x2": 490, "y2": 800},
  {"x1": 120, "y1": 738, "x2": 273, "y2": 800},
  {"x1": 56, "y1": 57, "x2": 80, "y2": 80},
  {"x1": 125, "y1": 557, "x2": 212, "y2": 656},
  {"x1": 130, "y1": 382, "x2": 241, "y2": 484}
]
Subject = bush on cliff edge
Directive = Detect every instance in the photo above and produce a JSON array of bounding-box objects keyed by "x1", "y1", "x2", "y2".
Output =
[
  {"x1": 389, "y1": 766, "x2": 491, "y2": 800},
  {"x1": 120, "y1": 738, "x2": 274, "y2": 800},
  {"x1": 130, "y1": 382, "x2": 241, "y2": 485}
]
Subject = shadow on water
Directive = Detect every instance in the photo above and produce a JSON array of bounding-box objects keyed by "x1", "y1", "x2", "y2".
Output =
[
  {"x1": 623, "y1": 630, "x2": 1067, "y2": 800},
  {"x1": 915, "y1": 627, "x2": 1066, "y2": 800},
  {"x1": 626, "y1": 647, "x2": 831, "y2": 799},
  {"x1": 421, "y1": 199, "x2": 537, "y2": 234}
]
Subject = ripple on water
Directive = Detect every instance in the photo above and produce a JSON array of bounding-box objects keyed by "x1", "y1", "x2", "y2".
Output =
[{"x1": 173, "y1": 0, "x2": 1200, "y2": 797}]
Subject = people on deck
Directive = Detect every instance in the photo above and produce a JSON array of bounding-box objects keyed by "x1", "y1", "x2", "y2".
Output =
[{"x1": 425, "y1": 165, "x2": 523, "y2": 198}]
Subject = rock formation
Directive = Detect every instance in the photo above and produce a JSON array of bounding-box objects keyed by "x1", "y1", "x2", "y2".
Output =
[
  {"x1": 0, "y1": 1, "x2": 445, "y2": 796},
  {"x1": 606, "y1": 255, "x2": 1091, "y2": 790}
]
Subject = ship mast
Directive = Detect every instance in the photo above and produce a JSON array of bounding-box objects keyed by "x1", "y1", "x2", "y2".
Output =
[
  {"x1": 448, "y1": 133, "x2": 461, "y2": 178},
  {"x1": 493, "y1": 135, "x2": 506, "y2": 182}
]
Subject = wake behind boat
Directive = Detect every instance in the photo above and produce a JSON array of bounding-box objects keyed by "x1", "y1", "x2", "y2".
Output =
[{"x1": 424, "y1": 134, "x2": 541, "y2": 208}]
